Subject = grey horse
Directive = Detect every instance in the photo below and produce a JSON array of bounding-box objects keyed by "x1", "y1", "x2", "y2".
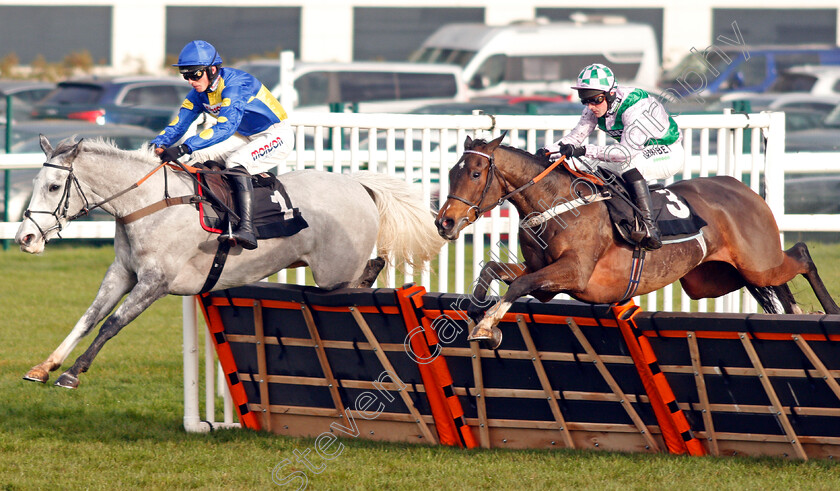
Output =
[{"x1": 16, "y1": 136, "x2": 444, "y2": 388}]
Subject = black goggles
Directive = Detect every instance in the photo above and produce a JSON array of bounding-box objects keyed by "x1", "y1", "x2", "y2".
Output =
[
  {"x1": 182, "y1": 68, "x2": 206, "y2": 81},
  {"x1": 581, "y1": 93, "x2": 606, "y2": 106}
]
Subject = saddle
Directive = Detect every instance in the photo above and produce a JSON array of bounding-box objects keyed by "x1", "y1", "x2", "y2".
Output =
[
  {"x1": 600, "y1": 171, "x2": 707, "y2": 247},
  {"x1": 192, "y1": 161, "x2": 309, "y2": 239}
]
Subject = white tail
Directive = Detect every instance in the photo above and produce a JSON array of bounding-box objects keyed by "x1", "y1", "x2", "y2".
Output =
[{"x1": 350, "y1": 171, "x2": 444, "y2": 270}]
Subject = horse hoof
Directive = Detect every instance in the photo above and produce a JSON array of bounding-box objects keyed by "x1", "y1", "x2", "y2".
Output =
[
  {"x1": 23, "y1": 367, "x2": 49, "y2": 384},
  {"x1": 468, "y1": 325, "x2": 503, "y2": 349},
  {"x1": 480, "y1": 328, "x2": 503, "y2": 350},
  {"x1": 54, "y1": 373, "x2": 79, "y2": 389},
  {"x1": 468, "y1": 325, "x2": 494, "y2": 341}
]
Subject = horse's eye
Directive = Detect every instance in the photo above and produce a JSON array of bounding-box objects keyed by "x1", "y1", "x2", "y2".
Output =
[
  {"x1": 48, "y1": 184, "x2": 61, "y2": 192},
  {"x1": 471, "y1": 171, "x2": 481, "y2": 179}
]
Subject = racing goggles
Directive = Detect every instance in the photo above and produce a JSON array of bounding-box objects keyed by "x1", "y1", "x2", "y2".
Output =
[
  {"x1": 182, "y1": 68, "x2": 206, "y2": 81},
  {"x1": 581, "y1": 93, "x2": 606, "y2": 106}
]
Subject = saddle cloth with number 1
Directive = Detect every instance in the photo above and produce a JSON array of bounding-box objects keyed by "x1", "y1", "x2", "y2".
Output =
[{"x1": 196, "y1": 170, "x2": 309, "y2": 239}]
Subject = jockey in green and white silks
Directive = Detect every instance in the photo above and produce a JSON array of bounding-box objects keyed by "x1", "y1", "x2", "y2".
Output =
[
  {"x1": 539, "y1": 63, "x2": 683, "y2": 250},
  {"x1": 559, "y1": 84, "x2": 683, "y2": 180}
]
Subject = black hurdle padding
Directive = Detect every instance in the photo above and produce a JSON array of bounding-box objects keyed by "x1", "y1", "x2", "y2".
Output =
[
  {"x1": 205, "y1": 283, "x2": 433, "y2": 416},
  {"x1": 633, "y1": 310, "x2": 840, "y2": 438},
  {"x1": 419, "y1": 292, "x2": 655, "y2": 426}
]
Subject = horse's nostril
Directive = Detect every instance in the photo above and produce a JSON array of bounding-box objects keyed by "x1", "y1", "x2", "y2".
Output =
[{"x1": 442, "y1": 218, "x2": 454, "y2": 230}]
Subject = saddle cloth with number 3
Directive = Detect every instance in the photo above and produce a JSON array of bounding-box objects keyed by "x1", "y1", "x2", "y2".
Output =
[{"x1": 606, "y1": 185, "x2": 707, "y2": 246}]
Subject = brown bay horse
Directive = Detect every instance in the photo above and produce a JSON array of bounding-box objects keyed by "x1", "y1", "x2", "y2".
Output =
[{"x1": 435, "y1": 135, "x2": 840, "y2": 348}]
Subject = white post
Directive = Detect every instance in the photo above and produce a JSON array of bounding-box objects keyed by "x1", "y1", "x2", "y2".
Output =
[
  {"x1": 182, "y1": 296, "x2": 211, "y2": 433},
  {"x1": 764, "y1": 111, "x2": 787, "y2": 245},
  {"x1": 279, "y1": 50, "x2": 296, "y2": 111}
]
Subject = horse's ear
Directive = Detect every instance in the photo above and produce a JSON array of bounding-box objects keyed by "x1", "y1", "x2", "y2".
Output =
[
  {"x1": 464, "y1": 135, "x2": 473, "y2": 148},
  {"x1": 39, "y1": 134, "x2": 53, "y2": 158},
  {"x1": 68, "y1": 138, "x2": 85, "y2": 160},
  {"x1": 485, "y1": 131, "x2": 507, "y2": 153}
]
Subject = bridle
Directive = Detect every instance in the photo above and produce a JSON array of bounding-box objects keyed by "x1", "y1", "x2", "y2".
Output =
[
  {"x1": 22, "y1": 160, "x2": 170, "y2": 242},
  {"x1": 446, "y1": 148, "x2": 567, "y2": 224}
]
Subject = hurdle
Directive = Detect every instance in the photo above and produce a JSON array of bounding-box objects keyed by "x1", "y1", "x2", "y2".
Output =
[{"x1": 194, "y1": 282, "x2": 840, "y2": 459}]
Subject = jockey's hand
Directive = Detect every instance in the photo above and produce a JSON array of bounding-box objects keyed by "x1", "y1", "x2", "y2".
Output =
[
  {"x1": 559, "y1": 143, "x2": 586, "y2": 158},
  {"x1": 159, "y1": 144, "x2": 190, "y2": 162},
  {"x1": 536, "y1": 142, "x2": 561, "y2": 160}
]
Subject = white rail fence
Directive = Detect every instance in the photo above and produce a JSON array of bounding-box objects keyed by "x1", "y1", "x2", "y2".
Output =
[{"x1": 3, "y1": 111, "x2": 840, "y2": 430}]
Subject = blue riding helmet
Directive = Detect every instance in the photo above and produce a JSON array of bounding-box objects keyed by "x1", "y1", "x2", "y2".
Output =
[{"x1": 173, "y1": 40, "x2": 222, "y2": 68}]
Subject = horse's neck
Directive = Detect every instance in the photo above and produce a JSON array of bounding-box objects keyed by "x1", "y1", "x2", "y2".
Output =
[
  {"x1": 497, "y1": 149, "x2": 572, "y2": 214},
  {"x1": 75, "y1": 152, "x2": 191, "y2": 217}
]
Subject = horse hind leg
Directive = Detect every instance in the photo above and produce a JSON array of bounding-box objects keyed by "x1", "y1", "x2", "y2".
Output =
[
  {"x1": 745, "y1": 284, "x2": 801, "y2": 314},
  {"x1": 785, "y1": 242, "x2": 840, "y2": 314},
  {"x1": 354, "y1": 257, "x2": 386, "y2": 288}
]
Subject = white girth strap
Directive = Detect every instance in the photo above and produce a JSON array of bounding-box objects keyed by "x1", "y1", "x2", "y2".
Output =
[{"x1": 519, "y1": 192, "x2": 610, "y2": 229}]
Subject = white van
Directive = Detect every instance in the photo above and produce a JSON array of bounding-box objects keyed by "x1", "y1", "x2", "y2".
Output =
[
  {"x1": 233, "y1": 59, "x2": 467, "y2": 112},
  {"x1": 409, "y1": 17, "x2": 660, "y2": 97}
]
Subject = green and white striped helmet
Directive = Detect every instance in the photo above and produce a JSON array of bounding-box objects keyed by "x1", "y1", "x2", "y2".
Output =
[{"x1": 571, "y1": 63, "x2": 616, "y2": 92}]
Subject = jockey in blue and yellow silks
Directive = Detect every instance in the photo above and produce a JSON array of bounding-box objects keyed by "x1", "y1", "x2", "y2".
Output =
[{"x1": 153, "y1": 40, "x2": 294, "y2": 250}]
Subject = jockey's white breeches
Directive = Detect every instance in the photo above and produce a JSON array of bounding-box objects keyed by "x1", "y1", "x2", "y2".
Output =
[
  {"x1": 595, "y1": 141, "x2": 685, "y2": 181},
  {"x1": 197, "y1": 120, "x2": 295, "y2": 175}
]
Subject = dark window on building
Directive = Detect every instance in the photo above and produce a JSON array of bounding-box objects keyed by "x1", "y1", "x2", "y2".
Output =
[
  {"x1": 353, "y1": 7, "x2": 484, "y2": 61},
  {"x1": 0, "y1": 6, "x2": 111, "y2": 64},
  {"x1": 536, "y1": 8, "x2": 663, "y2": 64},
  {"x1": 166, "y1": 7, "x2": 301, "y2": 67},
  {"x1": 712, "y1": 9, "x2": 836, "y2": 45}
]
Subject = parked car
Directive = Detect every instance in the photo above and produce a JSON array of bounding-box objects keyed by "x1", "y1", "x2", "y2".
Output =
[
  {"x1": 766, "y1": 65, "x2": 840, "y2": 95},
  {"x1": 0, "y1": 120, "x2": 156, "y2": 220},
  {"x1": 410, "y1": 17, "x2": 660, "y2": 98},
  {"x1": 660, "y1": 45, "x2": 840, "y2": 97},
  {"x1": 234, "y1": 59, "x2": 467, "y2": 113},
  {"x1": 0, "y1": 80, "x2": 55, "y2": 124},
  {"x1": 30, "y1": 76, "x2": 190, "y2": 131}
]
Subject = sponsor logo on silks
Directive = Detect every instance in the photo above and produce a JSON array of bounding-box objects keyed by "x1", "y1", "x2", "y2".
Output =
[
  {"x1": 203, "y1": 102, "x2": 223, "y2": 115},
  {"x1": 642, "y1": 145, "x2": 671, "y2": 159},
  {"x1": 251, "y1": 136, "x2": 284, "y2": 160}
]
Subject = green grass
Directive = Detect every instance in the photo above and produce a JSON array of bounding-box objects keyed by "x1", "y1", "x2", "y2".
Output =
[{"x1": 2, "y1": 243, "x2": 840, "y2": 489}]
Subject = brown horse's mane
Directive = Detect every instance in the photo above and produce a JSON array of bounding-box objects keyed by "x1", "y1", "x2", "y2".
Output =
[{"x1": 467, "y1": 139, "x2": 571, "y2": 194}]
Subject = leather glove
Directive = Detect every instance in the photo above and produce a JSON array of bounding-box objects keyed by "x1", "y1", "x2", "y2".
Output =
[
  {"x1": 159, "y1": 144, "x2": 190, "y2": 162},
  {"x1": 558, "y1": 143, "x2": 586, "y2": 158},
  {"x1": 536, "y1": 142, "x2": 561, "y2": 160}
]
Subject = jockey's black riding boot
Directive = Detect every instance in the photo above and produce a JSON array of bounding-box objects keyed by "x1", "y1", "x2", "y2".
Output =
[
  {"x1": 623, "y1": 169, "x2": 662, "y2": 250},
  {"x1": 221, "y1": 172, "x2": 258, "y2": 250}
]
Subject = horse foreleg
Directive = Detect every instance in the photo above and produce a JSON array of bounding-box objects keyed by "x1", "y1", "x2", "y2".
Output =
[
  {"x1": 469, "y1": 258, "x2": 590, "y2": 348},
  {"x1": 786, "y1": 242, "x2": 840, "y2": 314},
  {"x1": 54, "y1": 271, "x2": 168, "y2": 389},
  {"x1": 24, "y1": 262, "x2": 136, "y2": 384},
  {"x1": 466, "y1": 261, "x2": 528, "y2": 323}
]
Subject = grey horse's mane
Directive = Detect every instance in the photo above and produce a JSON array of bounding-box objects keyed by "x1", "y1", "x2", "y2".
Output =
[{"x1": 60, "y1": 136, "x2": 228, "y2": 166}]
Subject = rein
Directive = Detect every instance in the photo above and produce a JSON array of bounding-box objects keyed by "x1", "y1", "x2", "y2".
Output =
[
  {"x1": 446, "y1": 149, "x2": 567, "y2": 223},
  {"x1": 23, "y1": 159, "x2": 202, "y2": 240}
]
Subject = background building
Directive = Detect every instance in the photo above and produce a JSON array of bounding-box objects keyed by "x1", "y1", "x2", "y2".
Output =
[{"x1": 0, "y1": 1, "x2": 837, "y2": 75}]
